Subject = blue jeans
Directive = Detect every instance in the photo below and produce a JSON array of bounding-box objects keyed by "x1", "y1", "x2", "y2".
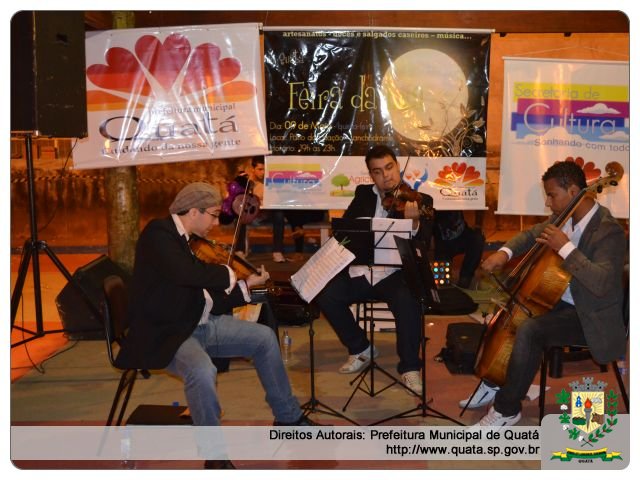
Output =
[{"x1": 165, "y1": 314, "x2": 302, "y2": 426}]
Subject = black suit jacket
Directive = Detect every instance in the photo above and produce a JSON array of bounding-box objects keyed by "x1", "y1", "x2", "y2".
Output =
[
  {"x1": 344, "y1": 184, "x2": 434, "y2": 246},
  {"x1": 115, "y1": 216, "x2": 247, "y2": 370}
]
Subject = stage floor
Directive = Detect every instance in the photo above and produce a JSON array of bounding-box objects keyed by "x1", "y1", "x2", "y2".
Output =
[{"x1": 10, "y1": 252, "x2": 628, "y2": 470}]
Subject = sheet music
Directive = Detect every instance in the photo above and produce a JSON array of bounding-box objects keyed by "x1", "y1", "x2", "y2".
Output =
[
  {"x1": 290, "y1": 236, "x2": 355, "y2": 303},
  {"x1": 372, "y1": 218, "x2": 412, "y2": 265}
]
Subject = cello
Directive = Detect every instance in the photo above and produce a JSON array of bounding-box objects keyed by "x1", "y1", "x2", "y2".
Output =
[{"x1": 474, "y1": 162, "x2": 624, "y2": 386}]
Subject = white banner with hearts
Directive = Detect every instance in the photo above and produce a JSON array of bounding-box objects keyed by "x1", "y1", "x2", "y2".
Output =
[
  {"x1": 74, "y1": 23, "x2": 268, "y2": 169},
  {"x1": 407, "y1": 156, "x2": 487, "y2": 210}
]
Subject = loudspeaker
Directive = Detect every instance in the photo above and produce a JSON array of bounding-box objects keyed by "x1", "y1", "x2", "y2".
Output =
[
  {"x1": 430, "y1": 286, "x2": 478, "y2": 315},
  {"x1": 11, "y1": 11, "x2": 88, "y2": 137},
  {"x1": 440, "y1": 322, "x2": 486, "y2": 375},
  {"x1": 56, "y1": 255, "x2": 130, "y2": 340}
]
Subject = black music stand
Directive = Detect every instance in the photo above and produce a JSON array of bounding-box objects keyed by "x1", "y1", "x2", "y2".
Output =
[
  {"x1": 333, "y1": 218, "x2": 423, "y2": 418},
  {"x1": 384, "y1": 236, "x2": 464, "y2": 426},
  {"x1": 299, "y1": 301, "x2": 359, "y2": 426},
  {"x1": 11, "y1": 133, "x2": 101, "y2": 347}
]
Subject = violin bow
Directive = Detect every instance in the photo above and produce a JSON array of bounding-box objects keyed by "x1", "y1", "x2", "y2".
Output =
[
  {"x1": 389, "y1": 155, "x2": 411, "y2": 202},
  {"x1": 399, "y1": 155, "x2": 411, "y2": 192},
  {"x1": 230, "y1": 176, "x2": 254, "y2": 264}
]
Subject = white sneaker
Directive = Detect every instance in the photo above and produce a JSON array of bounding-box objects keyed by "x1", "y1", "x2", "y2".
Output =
[
  {"x1": 272, "y1": 252, "x2": 288, "y2": 263},
  {"x1": 401, "y1": 370, "x2": 423, "y2": 395},
  {"x1": 474, "y1": 406, "x2": 521, "y2": 427},
  {"x1": 339, "y1": 345, "x2": 379, "y2": 374},
  {"x1": 459, "y1": 382, "x2": 499, "y2": 409}
]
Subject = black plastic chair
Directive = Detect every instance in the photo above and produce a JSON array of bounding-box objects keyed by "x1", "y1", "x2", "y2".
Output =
[
  {"x1": 539, "y1": 347, "x2": 629, "y2": 424},
  {"x1": 538, "y1": 268, "x2": 630, "y2": 424},
  {"x1": 103, "y1": 274, "x2": 150, "y2": 426}
]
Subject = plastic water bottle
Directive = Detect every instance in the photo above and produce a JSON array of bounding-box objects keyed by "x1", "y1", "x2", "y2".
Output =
[
  {"x1": 120, "y1": 427, "x2": 135, "y2": 469},
  {"x1": 616, "y1": 357, "x2": 628, "y2": 376},
  {"x1": 281, "y1": 329, "x2": 292, "y2": 365}
]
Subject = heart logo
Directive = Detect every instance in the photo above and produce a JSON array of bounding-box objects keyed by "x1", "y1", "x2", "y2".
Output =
[
  {"x1": 438, "y1": 166, "x2": 454, "y2": 182},
  {"x1": 135, "y1": 34, "x2": 191, "y2": 91},
  {"x1": 87, "y1": 47, "x2": 152, "y2": 96},
  {"x1": 463, "y1": 166, "x2": 481, "y2": 183},
  {"x1": 436, "y1": 163, "x2": 483, "y2": 186},
  {"x1": 182, "y1": 43, "x2": 241, "y2": 95}
]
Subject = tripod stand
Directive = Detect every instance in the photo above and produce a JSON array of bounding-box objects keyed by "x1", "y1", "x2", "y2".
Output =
[
  {"x1": 11, "y1": 133, "x2": 100, "y2": 348},
  {"x1": 341, "y1": 301, "x2": 399, "y2": 414},
  {"x1": 369, "y1": 236, "x2": 465, "y2": 426},
  {"x1": 300, "y1": 307, "x2": 358, "y2": 426}
]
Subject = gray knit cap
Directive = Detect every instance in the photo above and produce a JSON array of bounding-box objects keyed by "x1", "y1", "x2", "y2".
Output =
[{"x1": 169, "y1": 182, "x2": 221, "y2": 214}]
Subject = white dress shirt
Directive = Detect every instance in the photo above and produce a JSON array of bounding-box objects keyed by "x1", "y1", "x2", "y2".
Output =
[
  {"x1": 348, "y1": 184, "x2": 419, "y2": 286},
  {"x1": 499, "y1": 203, "x2": 600, "y2": 306},
  {"x1": 171, "y1": 214, "x2": 250, "y2": 324}
]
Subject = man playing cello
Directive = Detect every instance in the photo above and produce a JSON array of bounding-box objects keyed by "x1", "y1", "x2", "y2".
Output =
[{"x1": 463, "y1": 160, "x2": 627, "y2": 426}]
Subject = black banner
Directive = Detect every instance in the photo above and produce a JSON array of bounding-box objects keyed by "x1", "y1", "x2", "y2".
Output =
[{"x1": 264, "y1": 29, "x2": 490, "y2": 158}]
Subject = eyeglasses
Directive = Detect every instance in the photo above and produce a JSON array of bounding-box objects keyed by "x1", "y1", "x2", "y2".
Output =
[{"x1": 201, "y1": 209, "x2": 221, "y2": 218}]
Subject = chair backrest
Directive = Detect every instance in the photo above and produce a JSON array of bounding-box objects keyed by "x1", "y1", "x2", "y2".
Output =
[{"x1": 103, "y1": 275, "x2": 129, "y2": 366}]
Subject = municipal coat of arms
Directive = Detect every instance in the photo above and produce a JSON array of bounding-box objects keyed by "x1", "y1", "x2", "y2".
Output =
[{"x1": 551, "y1": 376, "x2": 622, "y2": 462}]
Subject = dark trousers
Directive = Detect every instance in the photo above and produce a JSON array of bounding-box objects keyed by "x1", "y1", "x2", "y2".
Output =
[
  {"x1": 434, "y1": 226, "x2": 484, "y2": 280},
  {"x1": 315, "y1": 269, "x2": 423, "y2": 374},
  {"x1": 493, "y1": 302, "x2": 586, "y2": 416},
  {"x1": 273, "y1": 210, "x2": 325, "y2": 253}
]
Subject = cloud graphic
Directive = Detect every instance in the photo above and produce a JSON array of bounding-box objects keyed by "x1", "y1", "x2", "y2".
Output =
[
  {"x1": 86, "y1": 33, "x2": 254, "y2": 111},
  {"x1": 296, "y1": 172, "x2": 319, "y2": 179},
  {"x1": 599, "y1": 130, "x2": 629, "y2": 141},
  {"x1": 522, "y1": 126, "x2": 584, "y2": 143},
  {"x1": 577, "y1": 102, "x2": 621, "y2": 115}
]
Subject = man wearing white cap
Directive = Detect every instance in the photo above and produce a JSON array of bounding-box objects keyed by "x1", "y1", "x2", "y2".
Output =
[{"x1": 116, "y1": 182, "x2": 319, "y2": 468}]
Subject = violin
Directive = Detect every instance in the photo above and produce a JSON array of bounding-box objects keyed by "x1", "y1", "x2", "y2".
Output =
[
  {"x1": 189, "y1": 235, "x2": 258, "y2": 279},
  {"x1": 382, "y1": 182, "x2": 434, "y2": 219},
  {"x1": 188, "y1": 235, "x2": 281, "y2": 297}
]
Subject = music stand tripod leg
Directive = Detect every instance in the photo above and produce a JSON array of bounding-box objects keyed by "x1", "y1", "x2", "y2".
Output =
[
  {"x1": 367, "y1": 305, "x2": 465, "y2": 426},
  {"x1": 299, "y1": 312, "x2": 359, "y2": 426},
  {"x1": 342, "y1": 301, "x2": 400, "y2": 412}
]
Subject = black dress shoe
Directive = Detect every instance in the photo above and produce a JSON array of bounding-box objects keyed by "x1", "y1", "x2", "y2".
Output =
[
  {"x1": 273, "y1": 414, "x2": 326, "y2": 426},
  {"x1": 204, "y1": 459, "x2": 236, "y2": 469}
]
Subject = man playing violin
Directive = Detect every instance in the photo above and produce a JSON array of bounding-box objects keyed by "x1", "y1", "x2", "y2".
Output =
[
  {"x1": 463, "y1": 160, "x2": 627, "y2": 427},
  {"x1": 116, "y1": 182, "x2": 320, "y2": 468},
  {"x1": 315, "y1": 145, "x2": 434, "y2": 394}
]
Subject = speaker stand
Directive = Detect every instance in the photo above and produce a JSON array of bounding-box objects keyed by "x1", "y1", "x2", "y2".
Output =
[{"x1": 11, "y1": 133, "x2": 100, "y2": 348}]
